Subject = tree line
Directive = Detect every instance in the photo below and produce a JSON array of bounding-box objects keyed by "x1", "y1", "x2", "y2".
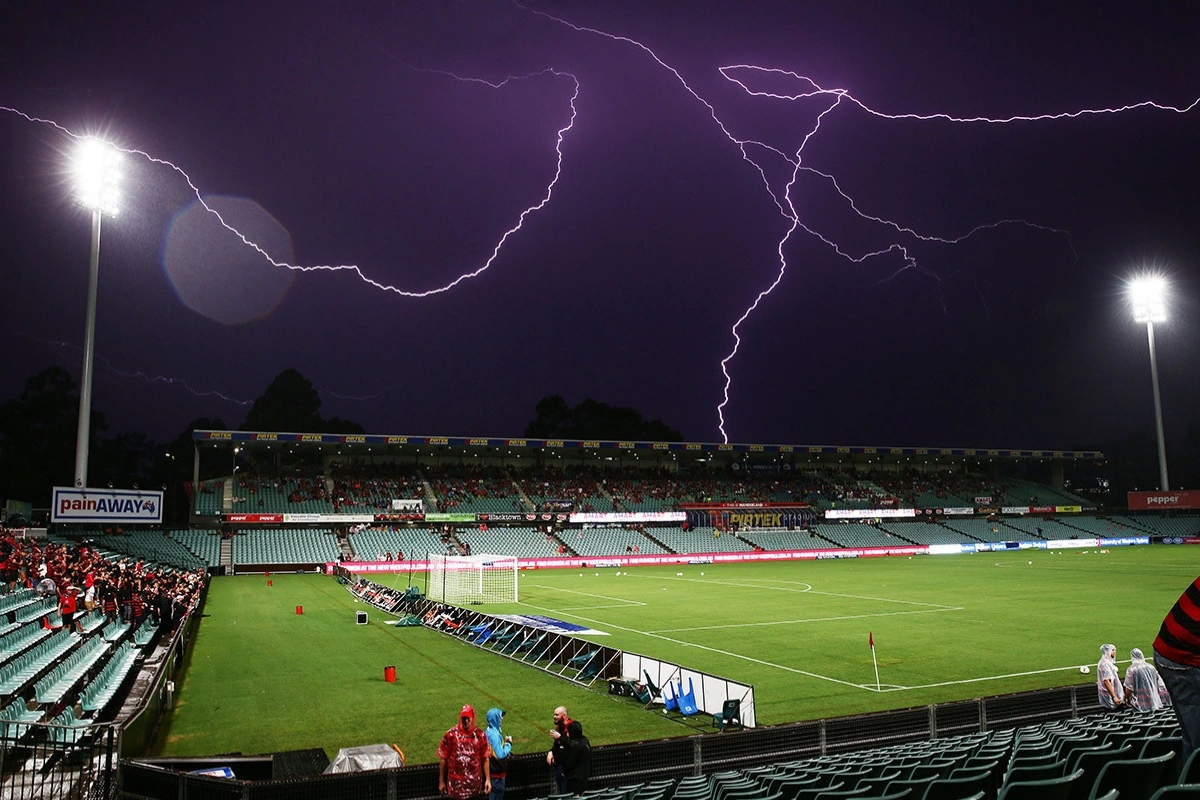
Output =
[{"x1": 0, "y1": 368, "x2": 684, "y2": 523}]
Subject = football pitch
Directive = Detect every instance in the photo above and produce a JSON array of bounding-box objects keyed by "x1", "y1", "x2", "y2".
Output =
[{"x1": 154, "y1": 545, "x2": 1197, "y2": 764}]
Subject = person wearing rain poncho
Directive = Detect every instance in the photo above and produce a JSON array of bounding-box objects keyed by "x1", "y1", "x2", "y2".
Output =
[
  {"x1": 484, "y1": 708, "x2": 512, "y2": 800},
  {"x1": 1124, "y1": 648, "x2": 1172, "y2": 712},
  {"x1": 1097, "y1": 644, "x2": 1125, "y2": 709}
]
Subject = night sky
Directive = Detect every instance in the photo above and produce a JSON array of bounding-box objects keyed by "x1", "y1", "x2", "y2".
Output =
[{"x1": 1, "y1": 2, "x2": 1198, "y2": 450}]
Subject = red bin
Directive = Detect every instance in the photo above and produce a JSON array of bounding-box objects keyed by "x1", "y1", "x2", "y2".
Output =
[
  {"x1": 384, "y1": 665, "x2": 396, "y2": 683},
  {"x1": 295, "y1": 605, "x2": 303, "y2": 615}
]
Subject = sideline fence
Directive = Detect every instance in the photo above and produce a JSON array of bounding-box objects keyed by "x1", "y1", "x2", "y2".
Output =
[{"x1": 120, "y1": 682, "x2": 1106, "y2": 799}]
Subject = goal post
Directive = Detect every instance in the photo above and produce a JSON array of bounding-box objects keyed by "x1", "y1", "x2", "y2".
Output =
[{"x1": 427, "y1": 553, "x2": 519, "y2": 604}]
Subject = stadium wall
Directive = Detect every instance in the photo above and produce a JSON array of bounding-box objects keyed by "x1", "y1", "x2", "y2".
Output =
[{"x1": 120, "y1": 682, "x2": 1106, "y2": 799}]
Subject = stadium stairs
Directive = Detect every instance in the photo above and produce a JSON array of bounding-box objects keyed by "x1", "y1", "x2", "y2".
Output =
[
  {"x1": 419, "y1": 473, "x2": 439, "y2": 507},
  {"x1": 509, "y1": 478, "x2": 536, "y2": 511},
  {"x1": 872, "y1": 523, "x2": 920, "y2": 546},
  {"x1": 219, "y1": 537, "x2": 233, "y2": 572},
  {"x1": 548, "y1": 532, "x2": 576, "y2": 556},
  {"x1": 336, "y1": 530, "x2": 354, "y2": 561},
  {"x1": 642, "y1": 529, "x2": 676, "y2": 554}
]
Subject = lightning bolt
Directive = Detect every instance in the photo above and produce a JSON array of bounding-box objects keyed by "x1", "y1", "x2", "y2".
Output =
[
  {"x1": 2, "y1": 64, "x2": 578, "y2": 298},
  {"x1": 511, "y1": 2, "x2": 1197, "y2": 444},
  {"x1": 5, "y1": 7, "x2": 1199, "y2": 446},
  {"x1": 17, "y1": 333, "x2": 254, "y2": 406},
  {"x1": 19, "y1": 332, "x2": 392, "y2": 407}
]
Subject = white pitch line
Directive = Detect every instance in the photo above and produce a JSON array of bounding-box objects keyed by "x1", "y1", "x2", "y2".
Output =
[
  {"x1": 517, "y1": 600, "x2": 868, "y2": 689},
  {"x1": 625, "y1": 572, "x2": 956, "y2": 610},
  {"x1": 650, "y1": 606, "x2": 959, "y2": 633},
  {"x1": 527, "y1": 584, "x2": 645, "y2": 607},
  {"x1": 866, "y1": 663, "x2": 1102, "y2": 693}
]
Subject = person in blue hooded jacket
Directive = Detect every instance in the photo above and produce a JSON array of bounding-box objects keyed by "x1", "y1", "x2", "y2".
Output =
[{"x1": 485, "y1": 708, "x2": 513, "y2": 800}]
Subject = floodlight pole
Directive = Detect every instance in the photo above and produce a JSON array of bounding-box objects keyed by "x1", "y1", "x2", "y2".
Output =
[
  {"x1": 73, "y1": 207, "x2": 104, "y2": 489},
  {"x1": 1144, "y1": 320, "x2": 1170, "y2": 491}
]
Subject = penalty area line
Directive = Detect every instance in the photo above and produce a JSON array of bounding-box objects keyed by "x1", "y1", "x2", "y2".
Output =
[
  {"x1": 518, "y1": 601, "x2": 867, "y2": 690},
  {"x1": 525, "y1": 584, "x2": 646, "y2": 607}
]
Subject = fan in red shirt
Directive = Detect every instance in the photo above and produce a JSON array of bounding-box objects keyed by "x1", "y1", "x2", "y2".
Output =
[{"x1": 438, "y1": 705, "x2": 491, "y2": 800}]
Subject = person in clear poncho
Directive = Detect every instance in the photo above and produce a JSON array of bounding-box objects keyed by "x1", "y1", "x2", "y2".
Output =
[
  {"x1": 1097, "y1": 643, "x2": 1125, "y2": 709},
  {"x1": 1124, "y1": 647, "x2": 1172, "y2": 712}
]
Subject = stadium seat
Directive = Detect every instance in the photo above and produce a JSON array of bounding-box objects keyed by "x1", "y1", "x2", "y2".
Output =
[
  {"x1": 996, "y1": 767, "x2": 1083, "y2": 800},
  {"x1": 1138, "y1": 737, "x2": 1184, "y2": 786},
  {"x1": 882, "y1": 776, "x2": 937, "y2": 797},
  {"x1": 712, "y1": 698, "x2": 741, "y2": 731},
  {"x1": 678, "y1": 679, "x2": 699, "y2": 716},
  {"x1": 1149, "y1": 787, "x2": 1200, "y2": 799},
  {"x1": 1182, "y1": 750, "x2": 1200, "y2": 786},
  {"x1": 663, "y1": 681, "x2": 678, "y2": 712},
  {"x1": 921, "y1": 769, "x2": 993, "y2": 800},
  {"x1": 1004, "y1": 759, "x2": 1067, "y2": 785},
  {"x1": 567, "y1": 650, "x2": 599, "y2": 680},
  {"x1": 1071, "y1": 746, "x2": 1133, "y2": 800},
  {"x1": 1087, "y1": 752, "x2": 1174, "y2": 800},
  {"x1": 642, "y1": 671, "x2": 663, "y2": 707}
]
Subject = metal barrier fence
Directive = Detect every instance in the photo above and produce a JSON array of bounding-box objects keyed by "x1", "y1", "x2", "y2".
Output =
[
  {"x1": 119, "y1": 682, "x2": 1105, "y2": 799},
  {"x1": 0, "y1": 722, "x2": 119, "y2": 800}
]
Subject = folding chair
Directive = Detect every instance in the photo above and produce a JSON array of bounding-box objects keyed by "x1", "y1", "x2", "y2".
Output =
[
  {"x1": 663, "y1": 682, "x2": 679, "y2": 712},
  {"x1": 712, "y1": 698, "x2": 741, "y2": 731},
  {"x1": 642, "y1": 671, "x2": 663, "y2": 707},
  {"x1": 678, "y1": 678, "x2": 699, "y2": 716}
]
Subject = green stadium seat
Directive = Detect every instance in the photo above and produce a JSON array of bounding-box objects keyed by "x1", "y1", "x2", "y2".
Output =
[
  {"x1": 1138, "y1": 737, "x2": 1184, "y2": 786},
  {"x1": 921, "y1": 769, "x2": 994, "y2": 800},
  {"x1": 996, "y1": 768, "x2": 1083, "y2": 800},
  {"x1": 1070, "y1": 747, "x2": 1133, "y2": 800},
  {"x1": 1087, "y1": 752, "x2": 1174, "y2": 800},
  {"x1": 1149, "y1": 787, "x2": 1200, "y2": 799},
  {"x1": 1004, "y1": 759, "x2": 1066, "y2": 785},
  {"x1": 712, "y1": 698, "x2": 741, "y2": 731}
]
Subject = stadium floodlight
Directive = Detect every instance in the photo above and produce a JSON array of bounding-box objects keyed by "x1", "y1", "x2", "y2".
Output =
[
  {"x1": 1130, "y1": 276, "x2": 1167, "y2": 324},
  {"x1": 1129, "y1": 276, "x2": 1169, "y2": 491},
  {"x1": 70, "y1": 137, "x2": 123, "y2": 489},
  {"x1": 427, "y1": 553, "x2": 519, "y2": 604}
]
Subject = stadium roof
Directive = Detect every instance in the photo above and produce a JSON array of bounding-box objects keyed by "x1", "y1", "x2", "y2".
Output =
[{"x1": 192, "y1": 430, "x2": 1103, "y2": 461}]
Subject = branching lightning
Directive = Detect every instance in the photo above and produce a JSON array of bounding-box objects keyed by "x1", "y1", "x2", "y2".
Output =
[
  {"x1": 512, "y1": 3, "x2": 1197, "y2": 443},
  {"x1": 17, "y1": 333, "x2": 253, "y2": 406},
  {"x1": 3, "y1": 65, "x2": 578, "y2": 298},
  {"x1": 4, "y1": 5, "x2": 1199, "y2": 443}
]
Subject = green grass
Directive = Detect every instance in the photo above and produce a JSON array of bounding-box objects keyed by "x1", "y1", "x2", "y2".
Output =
[{"x1": 154, "y1": 546, "x2": 1196, "y2": 764}]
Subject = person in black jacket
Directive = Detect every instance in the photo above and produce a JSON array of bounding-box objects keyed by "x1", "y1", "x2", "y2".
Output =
[{"x1": 563, "y1": 720, "x2": 591, "y2": 797}]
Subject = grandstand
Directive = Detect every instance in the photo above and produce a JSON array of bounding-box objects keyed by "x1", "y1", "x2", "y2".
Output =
[
  {"x1": 233, "y1": 527, "x2": 340, "y2": 565},
  {"x1": 348, "y1": 526, "x2": 447, "y2": 562},
  {"x1": 813, "y1": 522, "x2": 903, "y2": 549},
  {"x1": 29, "y1": 425, "x2": 1177, "y2": 797},
  {"x1": 570, "y1": 527, "x2": 670, "y2": 556},
  {"x1": 455, "y1": 526, "x2": 565, "y2": 558},
  {"x1": 650, "y1": 525, "x2": 755, "y2": 553}
]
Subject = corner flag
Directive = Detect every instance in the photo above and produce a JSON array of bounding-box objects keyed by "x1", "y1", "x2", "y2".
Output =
[{"x1": 869, "y1": 632, "x2": 879, "y2": 691}]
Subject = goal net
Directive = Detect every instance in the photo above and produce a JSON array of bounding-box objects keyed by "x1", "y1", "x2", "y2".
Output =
[{"x1": 427, "y1": 553, "x2": 519, "y2": 604}]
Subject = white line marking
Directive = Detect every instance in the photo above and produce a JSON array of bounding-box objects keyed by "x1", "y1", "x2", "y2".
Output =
[
  {"x1": 650, "y1": 607, "x2": 959, "y2": 633},
  {"x1": 517, "y1": 600, "x2": 868, "y2": 689},
  {"x1": 527, "y1": 584, "x2": 645, "y2": 607}
]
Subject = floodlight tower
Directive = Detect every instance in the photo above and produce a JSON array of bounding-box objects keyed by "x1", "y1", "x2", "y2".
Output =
[
  {"x1": 70, "y1": 138, "x2": 122, "y2": 489},
  {"x1": 1130, "y1": 277, "x2": 1169, "y2": 491}
]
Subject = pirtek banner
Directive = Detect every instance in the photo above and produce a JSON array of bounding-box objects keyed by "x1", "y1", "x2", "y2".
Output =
[{"x1": 1128, "y1": 490, "x2": 1200, "y2": 511}]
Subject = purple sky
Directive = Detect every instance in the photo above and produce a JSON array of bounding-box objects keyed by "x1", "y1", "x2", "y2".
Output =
[{"x1": 1, "y1": 1, "x2": 1198, "y2": 449}]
